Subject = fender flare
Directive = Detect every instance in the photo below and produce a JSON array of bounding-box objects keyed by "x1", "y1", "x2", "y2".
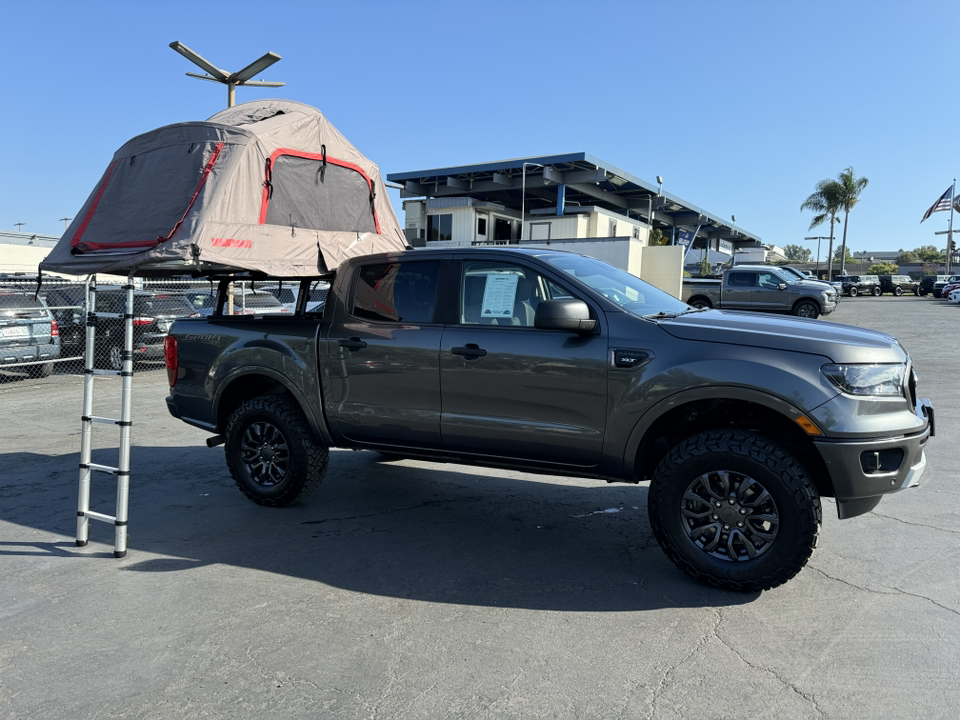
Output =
[
  {"x1": 621, "y1": 385, "x2": 811, "y2": 480},
  {"x1": 214, "y1": 365, "x2": 333, "y2": 446}
]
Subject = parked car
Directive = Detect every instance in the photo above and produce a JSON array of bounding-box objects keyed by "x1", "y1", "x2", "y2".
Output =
[
  {"x1": 186, "y1": 288, "x2": 288, "y2": 317},
  {"x1": 834, "y1": 275, "x2": 881, "y2": 297},
  {"x1": 266, "y1": 281, "x2": 330, "y2": 313},
  {"x1": 917, "y1": 276, "x2": 944, "y2": 296},
  {"x1": 878, "y1": 275, "x2": 921, "y2": 296},
  {"x1": 0, "y1": 289, "x2": 60, "y2": 377},
  {"x1": 932, "y1": 275, "x2": 960, "y2": 298},
  {"x1": 46, "y1": 286, "x2": 194, "y2": 370},
  {"x1": 939, "y1": 280, "x2": 960, "y2": 300}
]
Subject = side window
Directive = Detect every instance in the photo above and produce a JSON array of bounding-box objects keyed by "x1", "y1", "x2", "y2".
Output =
[
  {"x1": 460, "y1": 261, "x2": 575, "y2": 327},
  {"x1": 727, "y1": 272, "x2": 756, "y2": 288},
  {"x1": 758, "y1": 272, "x2": 780, "y2": 288},
  {"x1": 351, "y1": 261, "x2": 440, "y2": 324}
]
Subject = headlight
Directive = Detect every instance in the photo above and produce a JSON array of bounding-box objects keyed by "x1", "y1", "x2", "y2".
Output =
[{"x1": 821, "y1": 363, "x2": 905, "y2": 396}]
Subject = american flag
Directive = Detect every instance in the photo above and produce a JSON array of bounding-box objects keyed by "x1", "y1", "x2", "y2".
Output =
[{"x1": 921, "y1": 185, "x2": 954, "y2": 223}]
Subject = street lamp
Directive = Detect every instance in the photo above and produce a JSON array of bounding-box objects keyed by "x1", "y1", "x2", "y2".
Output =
[
  {"x1": 169, "y1": 41, "x2": 285, "y2": 108},
  {"x1": 804, "y1": 235, "x2": 830, "y2": 276},
  {"x1": 14, "y1": 223, "x2": 25, "y2": 233},
  {"x1": 520, "y1": 162, "x2": 543, "y2": 242},
  {"x1": 59, "y1": 217, "x2": 73, "y2": 231},
  {"x1": 647, "y1": 175, "x2": 664, "y2": 235}
]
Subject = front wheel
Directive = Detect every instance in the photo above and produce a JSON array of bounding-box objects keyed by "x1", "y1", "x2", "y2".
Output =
[
  {"x1": 894, "y1": 286, "x2": 903, "y2": 296},
  {"x1": 872, "y1": 286, "x2": 881, "y2": 297},
  {"x1": 648, "y1": 430, "x2": 821, "y2": 592},
  {"x1": 792, "y1": 300, "x2": 820, "y2": 319},
  {"x1": 848, "y1": 287, "x2": 858, "y2": 297},
  {"x1": 224, "y1": 394, "x2": 329, "y2": 506},
  {"x1": 914, "y1": 287, "x2": 921, "y2": 296}
]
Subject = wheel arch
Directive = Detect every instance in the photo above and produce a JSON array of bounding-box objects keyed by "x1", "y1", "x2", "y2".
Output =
[
  {"x1": 625, "y1": 388, "x2": 834, "y2": 499},
  {"x1": 214, "y1": 368, "x2": 332, "y2": 445},
  {"x1": 687, "y1": 295, "x2": 713, "y2": 309}
]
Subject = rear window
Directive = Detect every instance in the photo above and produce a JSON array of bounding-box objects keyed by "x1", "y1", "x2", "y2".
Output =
[{"x1": 0, "y1": 292, "x2": 46, "y2": 317}]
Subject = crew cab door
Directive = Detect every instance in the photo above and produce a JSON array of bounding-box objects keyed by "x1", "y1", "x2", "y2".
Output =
[
  {"x1": 322, "y1": 258, "x2": 444, "y2": 448},
  {"x1": 439, "y1": 258, "x2": 607, "y2": 466}
]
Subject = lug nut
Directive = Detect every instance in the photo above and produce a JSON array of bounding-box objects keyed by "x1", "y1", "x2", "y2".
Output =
[{"x1": 723, "y1": 524, "x2": 730, "y2": 530}]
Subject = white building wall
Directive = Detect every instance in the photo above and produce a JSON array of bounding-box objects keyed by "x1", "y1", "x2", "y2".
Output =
[{"x1": 641, "y1": 246, "x2": 685, "y2": 298}]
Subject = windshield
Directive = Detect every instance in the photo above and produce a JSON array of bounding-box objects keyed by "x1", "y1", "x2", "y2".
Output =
[{"x1": 541, "y1": 253, "x2": 690, "y2": 316}]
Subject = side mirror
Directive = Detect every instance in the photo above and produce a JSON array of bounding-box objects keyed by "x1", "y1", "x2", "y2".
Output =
[
  {"x1": 777, "y1": 282, "x2": 788, "y2": 291},
  {"x1": 535, "y1": 299, "x2": 597, "y2": 333}
]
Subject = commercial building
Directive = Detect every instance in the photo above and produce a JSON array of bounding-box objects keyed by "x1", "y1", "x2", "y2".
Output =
[{"x1": 388, "y1": 153, "x2": 762, "y2": 293}]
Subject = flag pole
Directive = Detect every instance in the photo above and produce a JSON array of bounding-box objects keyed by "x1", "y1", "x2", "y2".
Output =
[{"x1": 949, "y1": 179, "x2": 956, "y2": 274}]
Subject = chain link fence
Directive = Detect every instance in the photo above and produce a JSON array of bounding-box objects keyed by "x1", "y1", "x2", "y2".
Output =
[{"x1": 0, "y1": 272, "x2": 328, "y2": 385}]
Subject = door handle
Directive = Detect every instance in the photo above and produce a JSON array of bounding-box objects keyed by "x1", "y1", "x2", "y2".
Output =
[
  {"x1": 338, "y1": 337, "x2": 367, "y2": 351},
  {"x1": 451, "y1": 344, "x2": 487, "y2": 358}
]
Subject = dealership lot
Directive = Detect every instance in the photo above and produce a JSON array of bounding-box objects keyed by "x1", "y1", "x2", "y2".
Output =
[{"x1": 1, "y1": 294, "x2": 958, "y2": 719}]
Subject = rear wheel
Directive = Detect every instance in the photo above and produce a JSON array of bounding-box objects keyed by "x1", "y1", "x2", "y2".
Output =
[
  {"x1": 914, "y1": 287, "x2": 921, "y2": 296},
  {"x1": 648, "y1": 430, "x2": 821, "y2": 592},
  {"x1": 894, "y1": 286, "x2": 903, "y2": 296},
  {"x1": 688, "y1": 297, "x2": 712, "y2": 309},
  {"x1": 26, "y1": 362, "x2": 54, "y2": 378},
  {"x1": 872, "y1": 286, "x2": 881, "y2": 296},
  {"x1": 792, "y1": 300, "x2": 820, "y2": 319},
  {"x1": 225, "y1": 394, "x2": 328, "y2": 506},
  {"x1": 848, "y1": 287, "x2": 858, "y2": 297}
]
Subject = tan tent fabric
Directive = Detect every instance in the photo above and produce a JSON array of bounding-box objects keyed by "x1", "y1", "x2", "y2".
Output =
[{"x1": 41, "y1": 100, "x2": 407, "y2": 277}]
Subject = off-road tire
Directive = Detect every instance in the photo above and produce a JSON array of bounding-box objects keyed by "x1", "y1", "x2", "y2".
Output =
[
  {"x1": 224, "y1": 394, "x2": 328, "y2": 507},
  {"x1": 894, "y1": 286, "x2": 903, "y2": 296},
  {"x1": 648, "y1": 430, "x2": 821, "y2": 592},
  {"x1": 792, "y1": 300, "x2": 820, "y2": 319},
  {"x1": 872, "y1": 286, "x2": 881, "y2": 297},
  {"x1": 848, "y1": 287, "x2": 858, "y2": 297},
  {"x1": 914, "y1": 287, "x2": 921, "y2": 296},
  {"x1": 26, "y1": 362, "x2": 54, "y2": 378}
]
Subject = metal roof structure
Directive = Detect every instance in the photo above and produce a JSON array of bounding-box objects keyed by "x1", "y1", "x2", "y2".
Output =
[{"x1": 388, "y1": 152, "x2": 760, "y2": 248}]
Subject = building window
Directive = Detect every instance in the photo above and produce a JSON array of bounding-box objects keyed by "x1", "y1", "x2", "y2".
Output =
[
  {"x1": 427, "y1": 213, "x2": 453, "y2": 242},
  {"x1": 494, "y1": 218, "x2": 512, "y2": 242},
  {"x1": 477, "y1": 217, "x2": 487, "y2": 236}
]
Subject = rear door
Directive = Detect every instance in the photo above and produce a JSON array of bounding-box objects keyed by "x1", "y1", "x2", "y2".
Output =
[
  {"x1": 323, "y1": 258, "x2": 445, "y2": 448},
  {"x1": 439, "y1": 257, "x2": 608, "y2": 466}
]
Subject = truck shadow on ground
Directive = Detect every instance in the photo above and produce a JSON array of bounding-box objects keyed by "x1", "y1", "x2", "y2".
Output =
[{"x1": 0, "y1": 445, "x2": 757, "y2": 612}]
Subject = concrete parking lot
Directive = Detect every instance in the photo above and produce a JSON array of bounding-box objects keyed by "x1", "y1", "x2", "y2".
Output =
[{"x1": 1, "y1": 294, "x2": 958, "y2": 719}]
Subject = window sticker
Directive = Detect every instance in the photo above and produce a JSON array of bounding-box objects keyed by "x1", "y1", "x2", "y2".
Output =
[{"x1": 481, "y1": 274, "x2": 519, "y2": 319}]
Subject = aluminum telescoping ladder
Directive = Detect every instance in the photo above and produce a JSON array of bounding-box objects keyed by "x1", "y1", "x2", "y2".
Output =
[{"x1": 75, "y1": 276, "x2": 134, "y2": 558}]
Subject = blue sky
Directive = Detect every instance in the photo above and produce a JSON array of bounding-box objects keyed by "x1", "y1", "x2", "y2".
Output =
[{"x1": 4, "y1": 0, "x2": 960, "y2": 262}]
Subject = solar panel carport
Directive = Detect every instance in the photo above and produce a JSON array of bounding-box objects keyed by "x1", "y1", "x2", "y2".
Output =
[{"x1": 388, "y1": 152, "x2": 760, "y2": 253}]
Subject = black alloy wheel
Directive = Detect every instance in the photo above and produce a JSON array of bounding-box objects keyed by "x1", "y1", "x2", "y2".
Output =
[
  {"x1": 224, "y1": 394, "x2": 328, "y2": 506},
  {"x1": 894, "y1": 286, "x2": 903, "y2": 296},
  {"x1": 793, "y1": 300, "x2": 820, "y2": 319},
  {"x1": 849, "y1": 287, "x2": 858, "y2": 297},
  {"x1": 648, "y1": 430, "x2": 821, "y2": 592}
]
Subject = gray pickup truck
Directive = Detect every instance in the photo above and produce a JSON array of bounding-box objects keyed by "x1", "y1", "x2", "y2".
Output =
[
  {"x1": 164, "y1": 247, "x2": 933, "y2": 591},
  {"x1": 683, "y1": 265, "x2": 838, "y2": 318}
]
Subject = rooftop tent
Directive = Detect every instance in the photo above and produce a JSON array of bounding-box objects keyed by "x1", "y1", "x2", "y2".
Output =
[{"x1": 40, "y1": 100, "x2": 407, "y2": 277}]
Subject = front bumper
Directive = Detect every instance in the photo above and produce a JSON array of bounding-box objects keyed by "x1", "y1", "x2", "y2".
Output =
[{"x1": 813, "y1": 399, "x2": 932, "y2": 519}]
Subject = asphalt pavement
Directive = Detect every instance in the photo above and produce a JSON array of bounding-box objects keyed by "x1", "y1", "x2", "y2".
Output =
[{"x1": 1, "y1": 293, "x2": 957, "y2": 719}]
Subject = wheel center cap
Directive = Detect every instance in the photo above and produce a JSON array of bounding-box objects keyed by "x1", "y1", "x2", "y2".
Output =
[
  {"x1": 260, "y1": 446, "x2": 275, "y2": 460},
  {"x1": 720, "y1": 506, "x2": 741, "y2": 523}
]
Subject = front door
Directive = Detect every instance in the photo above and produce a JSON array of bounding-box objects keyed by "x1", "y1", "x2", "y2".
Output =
[{"x1": 439, "y1": 259, "x2": 608, "y2": 466}]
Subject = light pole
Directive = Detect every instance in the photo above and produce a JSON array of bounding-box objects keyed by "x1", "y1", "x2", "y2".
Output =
[
  {"x1": 14, "y1": 223, "x2": 25, "y2": 233},
  {"x1": 648, "y1": 175, "x2": 663, "y2": 238},
  {"x1": 858, "y1": 251, "x2": 867, "y2": 273},
  {"x1": 170, "y1": 41, "x2": 285, "y2": 108},
  {"x1": 520, "y1": 162, "x2": 543, "y2": 242},
  {"x1": 60, "y1": 217, "x2": 73, "y2": 231},
  {"x1": 804, "y1": 235, "x2": 829, "y2": 276},
  {"x1": 825, "y1": 216, "x2": 841, "y2": 279}
]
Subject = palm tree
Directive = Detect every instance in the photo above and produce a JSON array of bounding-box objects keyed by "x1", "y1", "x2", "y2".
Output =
[
  {"x1": 833, "y1": 167, "x2": 869, "y2": 275},
  {"x1": 801, "y1": 179, "x2": 842, "y2": 278}
]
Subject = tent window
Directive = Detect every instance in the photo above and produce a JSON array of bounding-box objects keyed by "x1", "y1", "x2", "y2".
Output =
[{"x1": 264, "y1": 154, "x2": 378, "y2": 233}]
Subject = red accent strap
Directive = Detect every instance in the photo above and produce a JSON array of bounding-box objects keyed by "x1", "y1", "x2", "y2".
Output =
[
  {"x1": 258, "y1": 148, "x2": 381, "y2": 233},
  {"x1": 72, "y1": 142, "x2": 225, "y2": 255},
  {"x1": 157, "y1": 141, "x2": 224, "y2": 244},
  {"x1": 70, "y1": 162, "x2": 116, "y2": 247}
]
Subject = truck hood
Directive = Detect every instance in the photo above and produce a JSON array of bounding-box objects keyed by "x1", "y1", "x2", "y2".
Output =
[{"x1": 656, "y1": 310, "x2": 906, "y2": 364}]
